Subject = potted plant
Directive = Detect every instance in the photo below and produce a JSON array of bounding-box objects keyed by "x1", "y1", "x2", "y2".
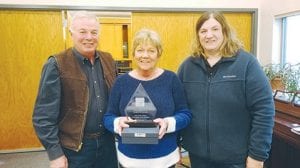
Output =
[
  {"x1": 262, "y1": 63, "x2": 300, "y2": 92},
  {"x1": 262, "y1": 63, "x2": 284, "y2": 91},
  {"x1": 281, "y1": 63, "x2": 300, "y2": 92},
  {"x1": 262, "y1": 63, "x2": 300, "y2": 103}
]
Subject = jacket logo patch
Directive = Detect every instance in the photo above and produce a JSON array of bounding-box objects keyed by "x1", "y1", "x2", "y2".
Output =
[{"x1": 223, "y1": 75, "x2": 237, "y2": 78}]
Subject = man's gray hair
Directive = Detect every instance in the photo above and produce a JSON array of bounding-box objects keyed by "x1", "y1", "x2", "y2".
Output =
[{"x1": 69, "y1": 11, "x2": 99, "y2": 32}]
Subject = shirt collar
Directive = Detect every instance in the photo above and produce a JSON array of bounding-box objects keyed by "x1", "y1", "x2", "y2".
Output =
[{"x1": 72, "y1": 48, "x2": 99, "y2": 64}]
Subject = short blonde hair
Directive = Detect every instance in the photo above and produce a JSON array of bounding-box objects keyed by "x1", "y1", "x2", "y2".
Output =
[{"x1": 132, "y1": 28, "x2": 163, "y2": 57}]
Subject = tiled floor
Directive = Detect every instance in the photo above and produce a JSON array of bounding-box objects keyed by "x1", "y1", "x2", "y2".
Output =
[
  {"x1": 0, "y1": 151, "x2": 49, "y2": 168},
  {"x1": 0, "y1": 150, "x2": 190, "y2": 168}
]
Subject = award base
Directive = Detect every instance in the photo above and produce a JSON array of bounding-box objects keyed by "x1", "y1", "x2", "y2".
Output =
[
  {"x1": 127, "y1": 120, "x2": 157, "y2": 127},
  {"x1": 121, "y1": 126, "x2": 159, "y2": 144}
]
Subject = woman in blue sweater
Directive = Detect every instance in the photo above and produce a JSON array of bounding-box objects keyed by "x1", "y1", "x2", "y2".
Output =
[
  {"x1": 104, "y1": 28, "x2": 192, "y2": 168},
  {"x1": 178, "y1": 11, "x2": 275, "y2": 168}
]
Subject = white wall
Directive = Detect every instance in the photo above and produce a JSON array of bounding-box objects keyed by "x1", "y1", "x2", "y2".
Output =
[
  {"x1": 0, "y1": 0, "x2": 259, "y2": 8},
  {"x1": 259, "y1": 0, "x2": 300, "y2": 65},
  {"x1": 3, "y1": 0, "x2": 300, "y2": 65}
]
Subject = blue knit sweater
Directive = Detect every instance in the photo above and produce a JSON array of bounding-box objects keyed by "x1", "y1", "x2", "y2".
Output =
[{"x1": 104, "y1": 70, "x2": 191, "y2": 159}]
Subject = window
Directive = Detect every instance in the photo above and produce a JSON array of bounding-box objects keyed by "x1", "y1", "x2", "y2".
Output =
[{"x1": 273, "y1": 13, "x2": 300, "y2": 65}]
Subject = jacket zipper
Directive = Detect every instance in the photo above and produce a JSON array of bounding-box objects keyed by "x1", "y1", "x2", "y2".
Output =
[{"x1": 207, "y1": 72, "x2": 213, "y2": 159}]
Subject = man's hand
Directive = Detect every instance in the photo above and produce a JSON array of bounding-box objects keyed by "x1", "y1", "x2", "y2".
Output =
[
  {"x1": 246, "y1": 156, "x2": 263, "y2": 168},
  {"x1": 50, "y1": 155, "x2": 68, "y2": 168}
]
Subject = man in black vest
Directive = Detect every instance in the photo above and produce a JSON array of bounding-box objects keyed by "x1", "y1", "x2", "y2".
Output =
[{"x1": 32, "y1": 11, "x2": 118, "y2": 168}]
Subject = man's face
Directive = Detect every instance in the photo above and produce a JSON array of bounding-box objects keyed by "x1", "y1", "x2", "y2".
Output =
[{"x1": 70, "y1": 17, "x2": 99, "y2": 58}]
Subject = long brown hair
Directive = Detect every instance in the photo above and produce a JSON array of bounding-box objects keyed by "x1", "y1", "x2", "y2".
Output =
[{"x1": 191, "y1": 11, "x2": 243, "y2": 58}]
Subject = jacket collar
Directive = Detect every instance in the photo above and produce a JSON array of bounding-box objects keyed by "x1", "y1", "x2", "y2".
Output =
[{"x1": 191, "y1": 52, "x2": 238, "y2": 68}]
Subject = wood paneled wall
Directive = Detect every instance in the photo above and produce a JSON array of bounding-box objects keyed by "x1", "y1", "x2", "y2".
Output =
[
  {"x1": 225, "y1": 13, "x2": 252, "y2": 52},
  {"x1": 132, "y1": 12, "x2": 252, "y2": 72},
  {"x1": 0, "y1": 10, "x2": 64, "y2": 151},
  {"x1": 132, "y1": 12, "x2": 199, "y2": 71},
  {"x1": 0, "y1": 10, "x2": 253, "y2": 151}
]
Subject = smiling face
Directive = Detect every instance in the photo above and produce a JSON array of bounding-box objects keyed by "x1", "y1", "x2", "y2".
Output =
[
  {"x1": 70, "y1": 17, "x2": 99, "y2": 58},
  {"x1": 134, "y1": 42, "x2": 159, "y2": 72},
  {"x1": 198, "y1": 17, "x2": 224, "y2": 57}
]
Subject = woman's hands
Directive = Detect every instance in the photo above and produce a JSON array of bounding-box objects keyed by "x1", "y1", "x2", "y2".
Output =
[
  {"x1": 116, "y1": 116, "x2": 134, "y2": 136},
  {"x1": 116, "y1": 117, "x2": 170, "y2": 139},
  {"x1": 153, "y1": 118, "x2": 169, "y2": 139}
]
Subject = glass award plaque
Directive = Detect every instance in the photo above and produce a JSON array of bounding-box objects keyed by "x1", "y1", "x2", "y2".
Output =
[{"x1": 121, "y1": 83, "x2": 159, "y2": 144}]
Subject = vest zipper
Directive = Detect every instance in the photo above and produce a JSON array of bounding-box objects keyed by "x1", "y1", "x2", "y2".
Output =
[{"x1": 76, "y1": 90, "x2": 89, "y2": 152}]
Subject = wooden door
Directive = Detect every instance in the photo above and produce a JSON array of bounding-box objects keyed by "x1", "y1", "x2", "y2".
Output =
[
  {"x1": 0, "y1": 10, "x2": 64, "y2": 151},
  {"x1": 65, "y1": 13, "x2": 131, "y2": 61},
  {"x1": 98, "y1": 18, "x2": 131, "y2": 60}
]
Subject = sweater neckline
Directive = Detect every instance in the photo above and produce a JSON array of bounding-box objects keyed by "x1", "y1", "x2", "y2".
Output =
[{"x1": 127, "y1": 69, "x2": 166, "y2": 82}]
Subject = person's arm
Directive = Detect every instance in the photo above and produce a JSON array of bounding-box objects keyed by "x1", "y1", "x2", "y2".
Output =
[
  {"x1": 172, "y1": 74, "x2": 192, "y2": 131},
  {"x1": 103, "y1": 77, "x2": 122, "y2": 134},
  {"x1": 246, "y1": 156, "x2": 264, "y2": 168},
  {"x1": 50, "y1": 155, "x2": 68, "y2": 168},
  {"x1": 32, "y1": 57, "x2": 64, "y2": 161},
  {"x1": 163, "y1": 74, "x2": 192, "y2": 134},
  {"x1": 245, "y1": 57, "x2": 275, "y2": 164},
  {"x1": 154, "y1": 74, "x2": 192, "y2": 139}
]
